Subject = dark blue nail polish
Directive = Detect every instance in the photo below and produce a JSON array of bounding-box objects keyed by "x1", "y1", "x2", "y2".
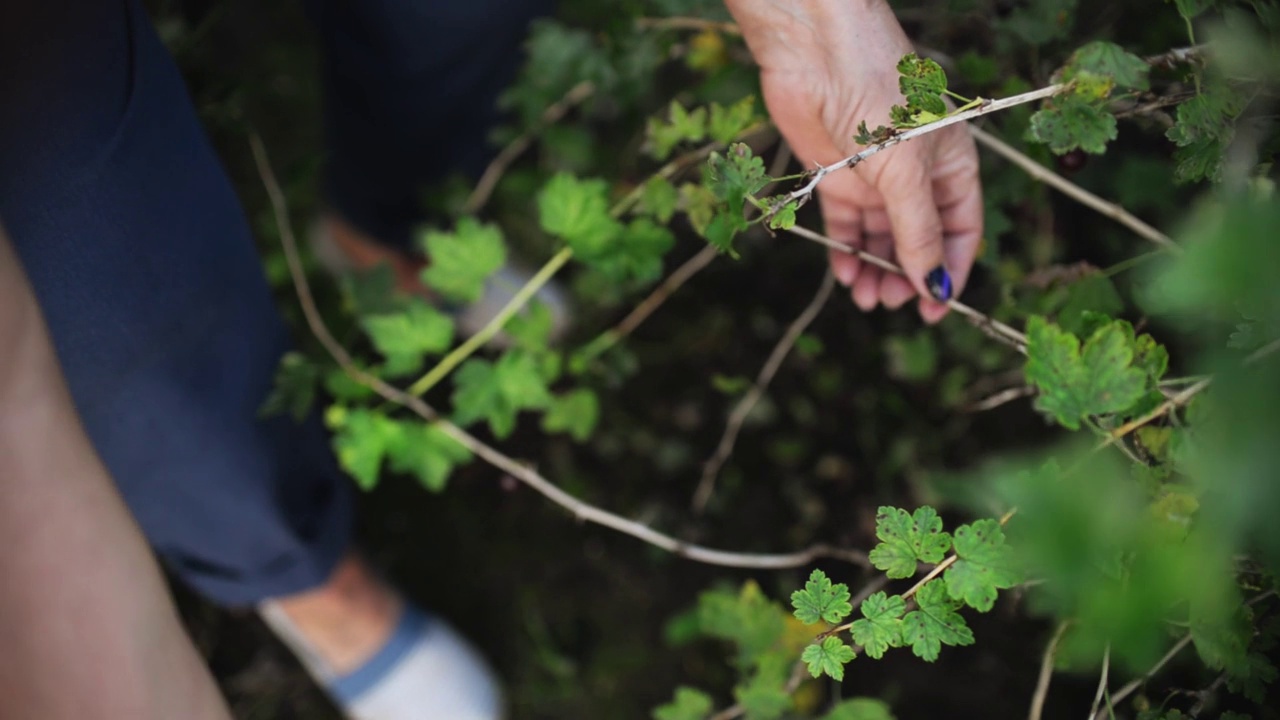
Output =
[{"x1": 926, "y1": 266, "x2": 952, "y2": 301}]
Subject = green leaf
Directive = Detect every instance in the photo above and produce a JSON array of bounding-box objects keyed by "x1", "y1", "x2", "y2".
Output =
[
  {"x1": 944, "y1": 520, "x2": 1020, "y2": 612},
  {"x1": 648, "y1": 101, "x2": 708, "y2": 160},
  {"x1": 542, "y1": 388, "x2": 600, "y2": 442},
  {"x1": 451, "y1": 351, "x2": 554, "y2": 438},
  {"x1": 504, "y1": 301, "x2": 554, "y2": 350},
  {"x1": 324, "y1": 366, "x2": 376, "y2": 403},
  {"x1": 1028, "y1": 95, "x2": 1118, "y2": 155},
  {"x1": 418, "y1": 218, "x2": 507, "y2": 303},
  {"x1": 1063, "y1": 41, "x2": 1150, "y2": 93},
  {"x1": 361, "y1": 300, "x2": 455, "y2": 376},
  {"x1": 791, "y1": 569, "x2": 853, "y2": 625},
  {"x1": 801, "y1": 636, "x2": 856, "y2": 680},
  {"x1": 680, "y1": 182, "x2": 718, "y2": 236},
  {"x1": 697, "y1": 581, "x2": 788, "y2": 666},
  {"x1": 1165, "y1": 83, "x2": 1248, "y2": 183},
  {"x1": 821, "y1": 698, "x2": 896, "y2": 720},
  {"x1": 640, "y1": 176, "x2": 679, "y2": 223},
  {"x1": 734, "y1": 673, "x2": 791, "y2": 720},
  {"x1": 1002, "y1": 0, "x2": 1078, "y2": 44},
  {"x1": 766, "y1": 202, "x2": 797, "y2": 230},
  {"x1": 1024, "y1": 316, "x2": 1149, "y2": 430},
  {"x1": 706, "y1": 143, "x2": 769, "y2": 206},
  {"x1": 1174, "y1": 0, "x2": 1214, "y2": 21},
  {"x1": 653, "y1": 687, "x2": 713, "y2": 720},
  {"x1": 385, "y1": 422, "x2": 472, "y2": 492},
  {"x1": 708, "y1": 96, "x2": 761, "y2": 144},
  {"x1": 260, "y1": 352, "x2": 320, "y2": 422},
  {"x1": 868, "y1": 506, "x2": 952, "y2": 579},
  {"x1": 897, "y1": 53, "x2": 949, "y2": 116},
  {"x1": 849, "y1": 591, "x2": 905, "y2": 659},
  {"x1": 537, "y1": 173, "x2": 624, "y2": 255},
  {"x1": 1057, "y1": 275, "x2": 1124, "y2": 337},
  {"x1": 704, "y1": 212, "x2": 741, "y2": 258},
  {"x1": 330, "y1": 408, "x2": 401, "y2": 490},
  {"x1": 585, "y1": 218, "x2": 675, "y2": 284},
  {"x1": 901, "y1": 581, "x2": 975, "y2": 662}
]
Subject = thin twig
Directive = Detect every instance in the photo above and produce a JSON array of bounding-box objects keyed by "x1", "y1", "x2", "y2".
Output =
[
  {"x1": 1091, "y1": 634, "x2": 1192, "y2": 720},
  {"x1": 462, "y1": 81, "x2": 595, "y2": 215},
  {"x1": 410, "y1": 123, "x2": 774, "y2": 397},
  {"x1": 1029, "y1": 621, "x2": 1072, "y2": 720},
  {"x1": 969, "y1": 126, "x2": 1181, "y2": 254},
  {"x1": 1100, "y1": 335, "x2": 1280, "y2": 450},
  {"x1": 783, "y1": 85, "x2": 1066, "y2": 207},
  {"x1": 966, "y1": 385, "x2": 1035, "y2": 413},
  {"x1": 693, "y1": 270, "x2": 837, "y2": 512},
  {"x1": 1091, "y1": 590, "x2": 1276, "y2": 720},
  {"x1": 785, "y1": 224, "x2": 1029, "y2": 353},
  {"x1": 575, "y1": 140, "x2": 789, "y2": 366},
  {"x1": 1187, "y1": 672, "x2": 1228, "y2": 718},
  {"x1": 251, "y1": 132, "x2": 875, "y2": 572},
  {"x1": 1087, "y1": 645, "x2": 1112, "y2": 720},
  {"x1": 1101, "y1": 378, "x2": 1212, "y2": 449}
]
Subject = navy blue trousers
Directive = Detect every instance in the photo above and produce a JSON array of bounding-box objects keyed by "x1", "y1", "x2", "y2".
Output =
[{"x1": 0, "y1": 0, "x2": 545, "y2": 605}]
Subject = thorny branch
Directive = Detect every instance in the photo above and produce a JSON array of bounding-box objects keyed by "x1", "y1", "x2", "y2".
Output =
[
  {"x1": 780, "y1": 85, "x2": 1066, "y2": 211},
  {"x1": 251, "y1": 133, "x2": 874, "y2": 573}
]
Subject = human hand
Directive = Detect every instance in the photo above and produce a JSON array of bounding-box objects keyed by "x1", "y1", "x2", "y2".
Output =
[{"x1": 725, "y1": 0, "x2": 982, "y2": 323}]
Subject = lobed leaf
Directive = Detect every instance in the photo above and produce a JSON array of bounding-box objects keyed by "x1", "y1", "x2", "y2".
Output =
[
  {"x1": 419, "y1": 218, "x2": 507, "y2": 303},
  {"x1": 944, "y1": 520, "x2": 1020, "y2": 612},
  {"x1": 1024, "y1": 316, "x2": 1148, "y2": 429},
  {"x1": 801, "y1": 636, "x2": 856, "y2": 681},
  {"x1": 791, "y1": 569, "x2": 853, "y2": 625},
  {"x1": 901, "y1": 581, "x2": 975, "y2": 662},
  {"x1": 849, "y1": 591, "x2": 905, "y2": 659},
  {"x1": 868, "y1": 506, "x2": 952, "y2": 578}
]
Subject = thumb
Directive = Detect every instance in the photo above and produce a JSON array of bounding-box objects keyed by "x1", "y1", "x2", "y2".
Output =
[{"x1": 872, "y1": 147, "x2": 951, "y2": 303}]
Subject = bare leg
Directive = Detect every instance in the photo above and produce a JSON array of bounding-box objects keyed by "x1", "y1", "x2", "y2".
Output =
[{"x1": 0, "y1": 226, "x2": 233, "y2": 720}]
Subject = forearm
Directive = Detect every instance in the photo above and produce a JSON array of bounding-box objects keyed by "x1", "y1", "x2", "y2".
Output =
[{"x1": 0, "y1": 226, "x2": 232, "y2": 720}]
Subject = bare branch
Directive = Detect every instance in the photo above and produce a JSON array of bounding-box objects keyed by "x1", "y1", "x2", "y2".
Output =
[
  {"x1": 1029, "y1": 622, "x2": 1072, "y2": 720},
  {"x1": 966, "y1": 385, "x2": 1035, "y2": 413},
  {"x1": 1087, "y1": 645, "x2": 1111, "y2": 720},
  {"x1": 693, "y1": 270, "x2": 837, "y2": 512},
  {"x1": 970, "y1": 125, "x2": 1181, "y2": 254},
  {"x1": 462, "y1": 81, "x2": 596, "y2": 215},
  {"x1": 251, "y1": 132, "x2": 872, "y2": 573},
  {"x1": 784, "y1": 224, "x2": 1029, "y2": 353}
]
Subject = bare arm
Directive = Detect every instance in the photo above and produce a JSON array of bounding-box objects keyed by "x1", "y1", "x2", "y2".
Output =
[{"x1": 0, "y1": 224, "x2": 232, "y2": 720}]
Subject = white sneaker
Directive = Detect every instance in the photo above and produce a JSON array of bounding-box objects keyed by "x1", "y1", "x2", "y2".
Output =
[{"x1": 259, "y1": 600, "x2": 504, "y2": 720}]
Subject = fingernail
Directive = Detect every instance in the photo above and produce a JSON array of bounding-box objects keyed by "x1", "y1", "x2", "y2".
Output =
[{"x1": 925, "y1": 265, "x2": 952, "y2": 301}]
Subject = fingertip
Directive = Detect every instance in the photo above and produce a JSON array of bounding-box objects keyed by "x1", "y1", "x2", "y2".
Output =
[
  {"x1": 919, "y1": 297, "x2": 950, "y2": 325},
  {"x1": 829, "y1": 250, "x2": 858, "y2": 287},
  {"x1": 880, "y1": 275, "x2": 916, "y2": 310}
]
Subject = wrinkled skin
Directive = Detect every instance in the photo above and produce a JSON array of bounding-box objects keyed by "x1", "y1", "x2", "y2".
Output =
[{"x1": 726, "y1": 0, "x2": 983, "y2": 323}]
